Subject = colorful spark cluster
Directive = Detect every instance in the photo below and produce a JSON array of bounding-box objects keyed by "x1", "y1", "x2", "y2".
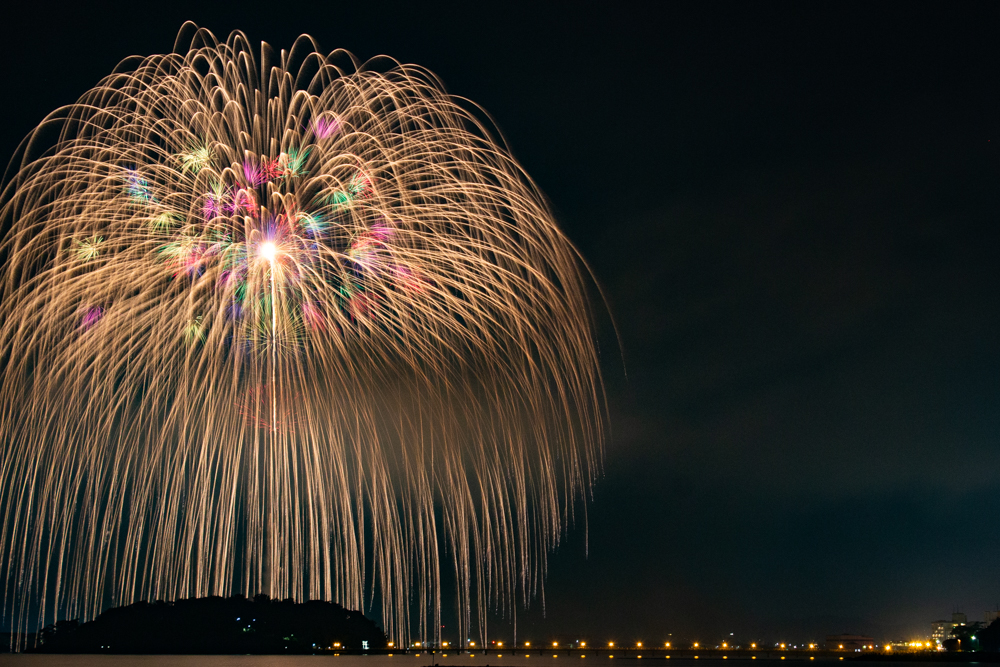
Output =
[{"x1": 0, "y1": 24, "x2": 603, "y2": 647}]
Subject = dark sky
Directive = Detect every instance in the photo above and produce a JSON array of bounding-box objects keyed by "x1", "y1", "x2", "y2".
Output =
[{"x1": 2, "y1": 0, "x2": 998, "y2": 645}]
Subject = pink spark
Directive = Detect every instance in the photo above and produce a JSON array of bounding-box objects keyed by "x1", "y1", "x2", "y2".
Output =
[
  {"x1": 243, "y1": 158, "x2": 268, "y2": 187},
  {"x1": 203, "y1": 195, "x2": 223, "y2": 219},
  {"x1": 312, "y1": 116, "x2": 341, "y2": 139},
  {"x1": 80, "y1": 306, "x2": 104, "y2": 330}
]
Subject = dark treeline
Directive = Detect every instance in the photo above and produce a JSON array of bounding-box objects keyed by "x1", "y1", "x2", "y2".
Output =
[
  {"x1": 945, "y1": 618, "x2": 1000, "y2": 653},
  {"x1": 32, "y1": 594, "x2": 387, "y2": 653}
]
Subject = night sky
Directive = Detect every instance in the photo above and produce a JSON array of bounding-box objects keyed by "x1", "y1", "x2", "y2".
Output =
[{"x1": 2, "y1": 1, "x2": 998, "y2": 644}]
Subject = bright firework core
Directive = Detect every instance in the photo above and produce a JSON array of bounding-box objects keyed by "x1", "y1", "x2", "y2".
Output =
[{"x1": 260, "y1": 241, "x2": 277, "y2": 261}]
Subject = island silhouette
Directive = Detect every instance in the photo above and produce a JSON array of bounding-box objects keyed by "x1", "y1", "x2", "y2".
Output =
[{"x1": 33, "y1": 594, "x2": 388, "y2": 654}]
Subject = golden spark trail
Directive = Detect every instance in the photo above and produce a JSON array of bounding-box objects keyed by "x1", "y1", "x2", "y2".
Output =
[{"x1": 0, "y1": 24, "x2": 604, "y2": 648}]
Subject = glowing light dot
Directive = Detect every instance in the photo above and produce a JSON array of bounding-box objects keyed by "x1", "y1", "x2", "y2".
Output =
[{"x1": 260, "y1": 241, "x2": 277, "y2": 261}]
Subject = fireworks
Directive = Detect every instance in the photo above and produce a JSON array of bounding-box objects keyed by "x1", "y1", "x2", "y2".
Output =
[{"x1": 0, "y1": 24, "x2": 603, "y2": 647}]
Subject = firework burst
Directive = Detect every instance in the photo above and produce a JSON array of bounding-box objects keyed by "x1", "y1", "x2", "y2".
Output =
[{"x1": 0, "y1": 24, "x2": 604, "y2": 647}]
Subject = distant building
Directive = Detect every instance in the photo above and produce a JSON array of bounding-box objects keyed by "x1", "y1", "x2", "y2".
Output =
[
  {"x1": 931, "y1": 621, "x2": 950, "y2": 646},
  {"x1": 985, "y1": 609, "x2": 1000, "y2": 625},
  {"x1": 932, "y1": 612, "x2": 972, "y2": 647},
  {"x1": 825, "y1": 635, "x2": 875, "y2": 651}
]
